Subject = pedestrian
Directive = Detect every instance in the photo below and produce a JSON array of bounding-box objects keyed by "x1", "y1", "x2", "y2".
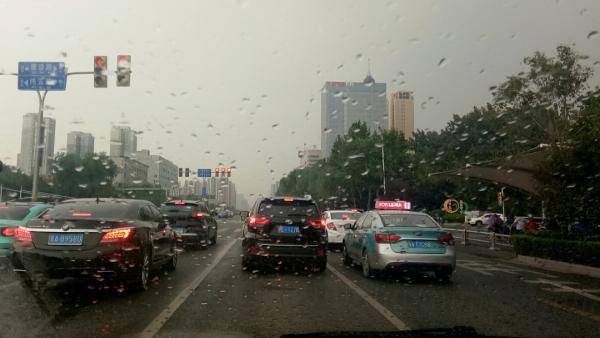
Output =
[
  {"x1": 515, "y1": 217, "x2": 526, "y2": 233},
  {"x1": 526, "y1": 216, "x2": 537, "y2": 233}
]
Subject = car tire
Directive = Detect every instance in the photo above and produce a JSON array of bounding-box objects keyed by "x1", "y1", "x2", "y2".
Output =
[
  {"x1": 475, "y1": 221, "x2": 483, "y2": 227},
  {"x1": 210, "y1": 228, "x2": 217, "y2": 245},
  {"x1": 163, "y1": 246, "x2": 178, "y2": 272},
  {"x1": 361, "y1": 250, "x2": 377, "y2": 278},
  {"x1": 436, "y1": 271, "x2": 452, "y2": 282},
  {"x1": 241, "y1": 256, "x2": 254, "y2": 271},
  {"x1": 129, "y1": 247, "x2": 151, "y2": 291},
  {"x1": 313, "y1": 257, "x2": 327, "y2": 274},
  {"x1": 342, "y1": 244, "x2": 353, "y2": 266}
]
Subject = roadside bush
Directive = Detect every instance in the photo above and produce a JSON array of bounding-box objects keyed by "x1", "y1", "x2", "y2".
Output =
[
  {"x1": 511, "y1": 234, "x2": 600, "y2": 268},
  {"x1": 444, "y1": 213, "x2": 464, "y2": 223}
]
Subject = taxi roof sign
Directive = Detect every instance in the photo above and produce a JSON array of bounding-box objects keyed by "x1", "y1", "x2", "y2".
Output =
[{"x1": 375, "y1": 200, "x2": 411, "y2": 210}]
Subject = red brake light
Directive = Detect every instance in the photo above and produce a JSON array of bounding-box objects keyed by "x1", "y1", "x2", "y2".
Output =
[
  {"x1": 1, "y1": 227, "x2": 15, "y2": 237},
  {"x1": 248, "y1": 216, "x2": 270, "y2": 232},
  {"x1": 307, "y1": 218, "x2": 326, "y2": 228},
  {"x1": 375, "y1": 233, "x2": 401, "y2": 243},
  {"x1": 72, "y1": 212, "x2": 92, "y2": 217},
  {"x1": 14, "y1": 227, "x2": 32, "y2": 244},
  {"x1": 100, "y1": 227, "x2": 135, "y2": 244},
  {"x1": 193, "y1": 212, "x2": 207, "y2": 218},
  {"x1": 174, "y1": 200, "x2": 186, "y2": 205},
  {"x1": 437, "y1": 233, "x2": 455, "y2": 246},
  {"x1": 326, "y1": 222, "x2": 337, "y2": 231}
]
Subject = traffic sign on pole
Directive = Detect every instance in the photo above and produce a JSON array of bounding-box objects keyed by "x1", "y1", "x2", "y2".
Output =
[
  {"x1": 197, "y1": 169, "x2": 212, "y2": 177},
  {"x1": 18, "y1": 62, "x2": 67, "y2": 91}
]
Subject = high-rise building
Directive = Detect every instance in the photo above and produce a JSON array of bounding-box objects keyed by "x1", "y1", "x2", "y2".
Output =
[
  {"x1": 66, "y1": 131, "x2": 95, "y2": 158},
  {"x1": 297, "y1": 147, "x2": 322, "y2": 169},
  {"x1": 321, "y1": 72, "x2": 387, "y2": 157},
  {"x1": 110, "y1": 126, "x2": 137, "y2": 158},
  {"x1": 17, "y1": 113, "x2": 56, "y2": 176},
  {"x1": 134, "y1": 150, "x2": 179, "y2": 196},
  {"x1": 388, "y1": 91, "x2": 414, "y2": 139},
  {"x1": 111, "y1": 157, "x2": 148, "y2": 187}
]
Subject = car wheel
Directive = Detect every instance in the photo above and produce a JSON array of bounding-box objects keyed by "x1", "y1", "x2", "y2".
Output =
[
  {"x1": 241, "y1": 256, "x2": 253, "y2": 271},
  {"x1": 361, "y1": 250, "x2": 376, "y2": 278},
  {"x1": 475, "y1": 221, "x2": 482, "y2": 227},
  {"x1": 211, "y1": 228, "x2": 217, "y2": 245},
  {"x1": 313, "y1": 257, "x2": 327, "y2": 273},
  {"x1": 163, "y1": 246, "x2": 178, "y2": 272},
  {"x1": 436, "y1": 270, "x2": 452, "y2": 283},
  {"x1": 130, "y1": 248, "x2": 151, "y2": 291},
  {"x1": 342, "y1": 244, "x2": 353, "y2": 266}
]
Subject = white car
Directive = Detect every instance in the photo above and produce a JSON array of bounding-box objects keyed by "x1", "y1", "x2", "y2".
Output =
[
  {"x1": 323, "y1": 210, "x2": 362, "y2": 245},
  {"x1": 468, "y1": 213, "x2": 506, "y2": 226}
]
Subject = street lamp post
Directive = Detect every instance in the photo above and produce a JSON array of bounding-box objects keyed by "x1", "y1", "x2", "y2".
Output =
[
  {"x1": 381, "y1": 141, "x2": 386, "y2": 195},
  {"x1": 31, "y1": 90, "x2": 48, "y2": 201}
]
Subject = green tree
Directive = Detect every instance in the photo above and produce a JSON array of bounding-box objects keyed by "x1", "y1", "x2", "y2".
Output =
[{"x1": 52, "y1": 153, "x2": 117, "y2": 198}]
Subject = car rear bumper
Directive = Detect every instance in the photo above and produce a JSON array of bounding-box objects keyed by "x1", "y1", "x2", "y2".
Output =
[
  {"x1": 370, "y1": 245, "x2": 456, "y2": 272},
  {"x1": 178, "y1": 232, "x2": 209, "y2": 246},
  {"x1": 327, "y1": 231, "x2": 344, "y2": 244},
  {"x1": 12, "y1": 245, "x2": 143, "y2": 281},
  {"x1": 243, "y1": 240, "x2": 326, "y2": 259}
]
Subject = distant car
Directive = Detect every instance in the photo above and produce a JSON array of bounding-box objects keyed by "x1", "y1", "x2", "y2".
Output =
[
  {"x1": 468, "y1": 213, "x2": 506, "y2": 226},
  {"x1": 343, "y1": 200, "x2": 456, "y2": 280},
  {"x1": 11, "y1": 198, "x2": 178, "y2": 291},
  {"x1": 160, "y1": 200, "x2": 218, "y2": 248},
  {"x1": 241, "y1": 196, "x2": 327, "y2": 272},
  {"x1": 0, "y1": 202, "x2": 51, "y2": 257},
  {"x1": 322, "y1": 210, "x2": 361, "y2": 246}
]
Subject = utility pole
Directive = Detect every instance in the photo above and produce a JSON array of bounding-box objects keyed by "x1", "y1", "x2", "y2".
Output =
[
  {"x1": 31, "y1": 90, "x2": 48, "y2": 201},
  {"x1": 381, "y1": 142, "x2": 386, "y2": 195}
]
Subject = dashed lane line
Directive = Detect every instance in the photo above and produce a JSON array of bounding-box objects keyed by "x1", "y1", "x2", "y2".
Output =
[
  {"x1": 137, "y1": 237, "x2": 239, "y2": 338},
  {"x1": 327, "y1": 264, "x2": 410, "y2": 331}
]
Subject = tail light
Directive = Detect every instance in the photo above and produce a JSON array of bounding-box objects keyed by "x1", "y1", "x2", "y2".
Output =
[
  {"x1": 1, "y1": 227, "x2": 15, "y2": 237},
  {"x1": 326, "y1": 222, "x2": 337, "y2": 231},
  {"x1": 375, "y1": 233, "x2": 401, "y2": 243},
  {"x1": 100, "y1": 227, "x2": 135, "y2": 244},
  {"x1": 192, "y1": 212, "x2": 207, "y2": 218},
  {"x1": 307, "y1": 218, "x2": 326, "y2": 228},
  {"x1": 248, "y1": 216, "x2": 270, "y2": 232},
  {"x1": 14, "y1": 227, "x2": 32, "y2": 245},
  {"x1": 437, "y1": 233, "x2": 455, "y2": 246}
]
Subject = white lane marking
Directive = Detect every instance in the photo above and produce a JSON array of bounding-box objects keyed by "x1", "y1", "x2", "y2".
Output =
[
  {"x1": 137, "y1": 238, "x2": 239, "y2": 338},
  {"x1": 457, "y1": 264, "x2": 494, "y2": 276},
  {"x1": 524, "y1": 279, "x2": 600, "y2": 302},
  {"x1": 327, "y1": 264, "x2": 410, "y2": 330}
]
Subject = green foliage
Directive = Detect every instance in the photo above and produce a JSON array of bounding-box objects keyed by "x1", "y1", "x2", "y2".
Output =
[
  {"x1": 52, "y1": 153, "x2": 117, "y2": 198},
  {"x1": 512, "y1": 234, "x2": 600, "y2": 267}
]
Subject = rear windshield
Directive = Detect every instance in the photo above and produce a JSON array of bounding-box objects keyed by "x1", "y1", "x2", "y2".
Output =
[
  {"x1": 0, "y1": 206, "x2": 30, "y2": 221},
  {"x1": 330, "y1": 212, "x2": 361, "y2": 221},
  {"x1": 380, "y1": 214, "x2": 439, "y2": 228},
  {"x1": 43, "y1": 201, "x2": 138, "y2": 219},
  {"x1": 258, "y1": 200, "x2": 318, "y2": 218}
]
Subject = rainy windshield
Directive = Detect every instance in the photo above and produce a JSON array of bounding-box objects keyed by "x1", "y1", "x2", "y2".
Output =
[
  {"x1": 380, "y1": 213, "x2": 438, "y2": 228},
  {"x1": 0, "y1": 1, "x2": 599, "y2": 337}
]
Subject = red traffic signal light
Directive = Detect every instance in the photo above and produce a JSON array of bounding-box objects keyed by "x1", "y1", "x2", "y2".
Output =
[
  {"x1": 94, "y1": 56, "x2": 107, "y2": 88},
  {"x1": 116, "y1": 55, "x2": 131, "y2": 87}
]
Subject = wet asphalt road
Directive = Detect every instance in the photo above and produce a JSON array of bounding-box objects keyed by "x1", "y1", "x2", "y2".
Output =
[{"x1": 0, "y1": 220, "x2": 598, "y2": 338}]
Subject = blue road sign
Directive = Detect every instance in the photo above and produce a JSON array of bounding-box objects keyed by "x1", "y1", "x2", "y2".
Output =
[
  {"x1": 18, "y1": 62, "x2": 67, "y2": 91},
  {"x1": 197, "y1": 169, "x2": 212, "y2": 177}
]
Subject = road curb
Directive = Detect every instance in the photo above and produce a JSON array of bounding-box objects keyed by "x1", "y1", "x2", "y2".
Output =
[{"x1": 511, "y1": 255, "x2": 600, "y2": 279}]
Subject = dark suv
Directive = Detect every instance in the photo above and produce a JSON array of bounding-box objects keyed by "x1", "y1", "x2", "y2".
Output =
[
  {"x1": 160, "y1": 200, "x2": 218, "y2": 249},
  {"x1": 241, "y1": 197, "x2": 327, "y2": 272}
]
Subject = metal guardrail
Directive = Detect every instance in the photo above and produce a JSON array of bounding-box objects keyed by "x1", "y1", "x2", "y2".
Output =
[{"x1": 442, "y1": 227, "x2": 512, "y2": 250}]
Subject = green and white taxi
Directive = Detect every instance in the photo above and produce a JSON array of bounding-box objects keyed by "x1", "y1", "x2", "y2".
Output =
[{"x1": 342, "y1": 200, "x2": 456, "y2": 280}]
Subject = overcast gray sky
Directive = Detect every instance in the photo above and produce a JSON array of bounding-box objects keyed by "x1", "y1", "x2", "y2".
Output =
[{"x1": 0, "y1": 0, "x2": 598, "y2": 197}]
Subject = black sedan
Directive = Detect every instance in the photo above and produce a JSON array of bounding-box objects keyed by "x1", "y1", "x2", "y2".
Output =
[{"x1": 11, "y1": 198, "x2": 178, "y2": 291}]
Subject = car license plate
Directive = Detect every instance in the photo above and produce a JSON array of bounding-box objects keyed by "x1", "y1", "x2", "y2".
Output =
[
  {"x1": 174, "y1": 227, "x2": 186, "y2": 234},
  {"x1": 48, "y1": 233, "x2": 84, "y2": 246},
  {"x1": 408, "y1": 240, "x2": 433, "y2": 249},
  {"x1": 277, "y1": 226, "x2": 300, "y2": 234}
]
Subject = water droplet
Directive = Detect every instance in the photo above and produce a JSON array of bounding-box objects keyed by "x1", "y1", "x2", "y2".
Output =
[
  {"x1": 438, "y1": 58, "x2": 448, "y2": 68},
  {"x1": 361, "y1": 169, "x2": 369, "y2": 176},
  {"x1": 323, "y1": 128, "x2": 332, "y2": 134},
  {"x1": 587, "y1": 30, "x2": 598, "y2": 39},
  {"x1": 78, "y1": 183, "x2": 88, "y2": 188},
  {"x1": 355, "y1": 53, "x2": 363, "y2": 61},
  {"x1": 75, "y1": 166, "x2": 84, "y2": 172},
  {"x1": 272, "y1": 123, "x2": 279, "y2": 129}
]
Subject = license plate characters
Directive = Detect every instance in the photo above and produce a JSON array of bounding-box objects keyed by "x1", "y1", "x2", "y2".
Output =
[
  {"x1": 408, "y1": 240, "x2": 433, "y2": 249},
  {"x1": 48, "y1": 233, "x2": 84, "y2": 245},
  {"x1": 277, "y1": 226, "x2": 300, "y2": 234}
]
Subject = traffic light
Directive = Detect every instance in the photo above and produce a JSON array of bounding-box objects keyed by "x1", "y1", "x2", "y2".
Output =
[
  {"x1": 215, "y1": 168, "x2": 220, "y2": 177},
  {"x1": 94, "y1": 56, "x2": 107, "y2": 88},
  {"x1": 227, "y1": 168, "x2": 232, "y2": 177},
  {"x1": 178, "y1": 168, "x2": 183, "y2": 177},
  {"x1": 116, "y1": 55, "x2": 131, "y2": 87},
  {"x1": 185, "y1": 168, "x2": 190, "y2": 177}
]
